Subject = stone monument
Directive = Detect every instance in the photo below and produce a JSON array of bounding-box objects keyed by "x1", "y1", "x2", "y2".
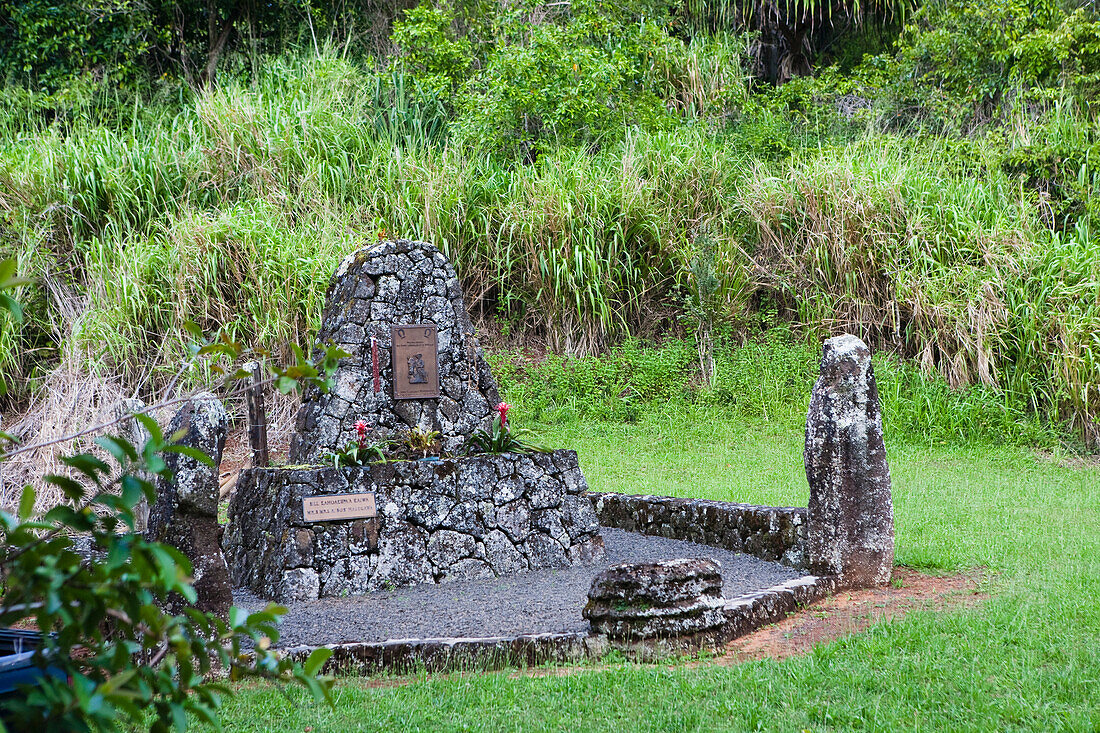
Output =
[
  {"x1": 289, "y1": 239, "x2": 501, "y2": 461},
  {"x1": 804, "y1": 334, "x2": 894, "y2": 586},
  {"x1": 147, "y1": 392, "x2": 233, "y2": 616},
  {"x1": 225, "y1": 240, "x2": 605, "y2": 601}
]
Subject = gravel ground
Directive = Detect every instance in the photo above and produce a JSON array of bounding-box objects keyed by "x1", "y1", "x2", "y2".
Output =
[{"x1": 235, "y1": 528, "x2": 803, "y2": 647}]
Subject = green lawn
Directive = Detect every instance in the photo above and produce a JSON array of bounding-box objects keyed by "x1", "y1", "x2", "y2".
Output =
[{"x1": 211, "y1": 407, "x2": 1100, "y2": 731}]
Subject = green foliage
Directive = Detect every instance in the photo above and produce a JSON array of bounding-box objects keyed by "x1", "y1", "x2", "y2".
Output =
[
  {"x1": 452, "y1": 0, "x2": 678, "y2": 157},
  {"x1": 322, "y1": 440, "x2": 386, "y2": 468},
  {"x1": 399, "y1": 427, "x2": 443, "y2": 459},
  {"x1": 0, "y1": 0, "x2": 153, "y2": 90},
  {"x1": 0, "y1": 268, "x2": 337, "y2": 730},
  {"x1": 997, "y1": 103, "x2": 1100, "y2": 231},
  {"x1": 2, "y1": 30, "x2": 1099, "y2": 445},
  {"x1": 465, "y1": 407, "x2": 549, "y2": 455},
  {"x1": 391, "y1": 3, "x2": 474, "y2": 98},
  {"x1": 490, "y1": 340, "x2": 698, "y2": 424},
  {"x1": 869, "y1": 0, "x2": 1100, "y2": 130},
  {"x1": 494, "y1": 332, "x2": 1059, "y2": 448},
  {"x1": 0, "y1": 436, "x2": 333, "y2": 731}
]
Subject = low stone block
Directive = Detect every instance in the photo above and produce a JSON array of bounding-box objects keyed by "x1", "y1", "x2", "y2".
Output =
[{"x1": 584, "y1": 558, "x2": 726, "y2": 641}]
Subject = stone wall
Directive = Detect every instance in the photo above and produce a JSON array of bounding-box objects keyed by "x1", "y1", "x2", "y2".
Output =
[
  {"x1": 290, "y1": 239, "x2": 501, "y2": 462},
  {"x1": 280, "y1": 574, "x2": 840, "y2": 674},
  {"x1": 225, "y1": 450, "x2": 605, "y2": 601},
  {"x1": 589, "y1": 492, "x2": 806, "y2": 568}
]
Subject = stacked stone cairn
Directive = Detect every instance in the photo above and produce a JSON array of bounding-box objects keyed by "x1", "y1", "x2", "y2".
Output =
[
  {"x1": 583, "y1": 558, "x2": 727, "y2": 654},
  {"x1": 289, "y1": 238, "x2": 501, "y2": 460},
  {"x1": 225, "y1": 239, "x2": 605, "y2": 601},
  {"x1": 147, "y1": 393, "x2": 233, "y2": 617}
]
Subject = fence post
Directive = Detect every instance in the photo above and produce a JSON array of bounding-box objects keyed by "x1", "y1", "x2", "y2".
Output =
[{"x1": 245, "y1": 361, "x2": 269, "y2": 467}]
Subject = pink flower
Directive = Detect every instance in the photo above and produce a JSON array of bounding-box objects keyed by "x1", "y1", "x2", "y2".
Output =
[
  {"x1": 495, "y1": 401, "x2": 510, "y2": 428},
  {"x1": 355, "y1": 420, "x2": 369, "y2": 448}
]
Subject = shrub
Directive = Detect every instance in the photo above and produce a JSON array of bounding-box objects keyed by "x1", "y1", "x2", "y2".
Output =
[{"x1": 0, "y1": 270, "x2": 340, "y2": 729}]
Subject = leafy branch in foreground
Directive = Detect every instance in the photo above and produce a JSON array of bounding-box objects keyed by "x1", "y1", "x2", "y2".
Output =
[
  {"x1": 0, "y1": 429, "x2": 333, "y2": 731},
  {"x1": 0, "y1": 260, "x2": 340, "y2": 731}
]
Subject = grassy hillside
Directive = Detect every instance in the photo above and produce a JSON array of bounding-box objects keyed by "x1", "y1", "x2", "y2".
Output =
[{"x1": 1, "y1": 0, "x2": 1099, "y2": 450}]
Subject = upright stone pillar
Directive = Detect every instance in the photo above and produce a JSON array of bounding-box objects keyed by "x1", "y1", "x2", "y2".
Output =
[
  {"x1": 804, "y1": 334, "x2": 894, "y2": 586},
  {"x1": 148, "y1": 392, "x2": 232, "y2": 616}
]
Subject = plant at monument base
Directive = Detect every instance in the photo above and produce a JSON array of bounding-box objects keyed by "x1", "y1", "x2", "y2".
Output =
[
  {"x1": 465, "y1": 402, "x2": 551, "y2": 456},
  {"x1": 323, "y1": 421, "x2": 388, "y2": 468},
  {"x1": 0, "y1": 261, "x2": 335, "y2": 731},
  {"x1": 321, "y1": 416, "x2": 391, "y2": 462},
  {"x1": 400, "y1": 427, "x2": 442, "y2": 460}
]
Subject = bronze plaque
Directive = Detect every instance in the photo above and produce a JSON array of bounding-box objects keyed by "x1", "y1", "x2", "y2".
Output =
[
  {"x1": 302, "y1": 492, "x2": 377, "y2": 522},
  {"x1": 391, "y1": 324, "x2": 440, "y2": 399}
]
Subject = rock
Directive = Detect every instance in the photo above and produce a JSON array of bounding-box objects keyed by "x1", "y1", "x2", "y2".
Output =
[
  {"x1": 285, "y1": 528, "x2": 315, "y2": 567},
  {"x1": 369, "y1": 521, "x2": 433, "y2": 591},
  {"x1": 804, "y1": 334, "x2": 894, "y2": 586},
  {"x1": 150, "y1": 393, "x2": 226, "y2": 519},
  {"x1": 427, "y1": 529, "x2": 478, "y2": 568},
  {"x1": 583, "y1": 558, "x2": 726, "y2": 640},
  {"x1": 147, "y1": 393, "x2": 232, "y2": 617},
  {"x1": 321, "y1": 556, "x2": 373, "y2": 597},
  {"x1": 525, "y1": 532, "x2": 567, "y2": 569},
  {"x1": 440, "y1": 558, "x2": 494, "y2": 582},
  {"x1": 279, "y1": 568, "x2": 320, "y2": 602},
  {"x1": 495, "y1": 500, "x2": 531, "y2": 543},
  {"x1": 349, "y1": 518, "x2": 380, "y2": 552},
  {"x1": 483, "y1": 529, "x2": 528, "y2": 574},
  {"x1": 289, "y1": 239, "x2": 503, "y2": 460}
]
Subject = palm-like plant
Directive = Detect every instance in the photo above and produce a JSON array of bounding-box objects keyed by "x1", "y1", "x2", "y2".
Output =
[{"x1": 465, "y1": 402, "x2": 550, "y2": 455}]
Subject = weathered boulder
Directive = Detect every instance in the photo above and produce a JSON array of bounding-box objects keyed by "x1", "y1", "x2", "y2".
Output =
[
  {"x1": 583, "y1": 558, "x2": 726, "y2": 640},
  {"x1": 147, "y1": 393, "x2": 233, "y2": 616},
  {"x1": 804, "y1": 334, "x2": 894, "y2": 586},
  {"x1": 289, "y1": 239, "x2": 502, "y2": 461}
]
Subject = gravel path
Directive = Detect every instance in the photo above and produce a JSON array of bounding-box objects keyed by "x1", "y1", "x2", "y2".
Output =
[{"x1": 235, "y1": 529, "x2": 802, "y2": 647}]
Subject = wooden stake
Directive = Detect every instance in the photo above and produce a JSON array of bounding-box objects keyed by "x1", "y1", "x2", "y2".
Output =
[{"x1": 245, "y1": 361, "x2": 270, "y2": 467}]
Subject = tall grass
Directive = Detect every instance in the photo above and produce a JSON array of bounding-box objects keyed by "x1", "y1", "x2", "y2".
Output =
[{"x1": 0, "y1": 52, "x2": 1096, "y2": 445}]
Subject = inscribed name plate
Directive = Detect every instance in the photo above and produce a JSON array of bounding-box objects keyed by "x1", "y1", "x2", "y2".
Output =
[
  {"x1": 391, "y1": 324, "x2": 440, "y2": 399},
  {"x1": 302, "y1": 492, "x2": 377, "y2": 522}
]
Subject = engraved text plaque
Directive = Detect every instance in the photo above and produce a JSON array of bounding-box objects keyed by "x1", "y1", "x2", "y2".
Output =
[
  {"x1": 302, "y1": 492, "x2": 377, "y2": 522},
  {"x1": 391, "y1": 324, "x2": 440, "y2": 399}
]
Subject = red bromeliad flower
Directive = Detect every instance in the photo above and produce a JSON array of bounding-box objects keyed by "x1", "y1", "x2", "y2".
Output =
[
  {"x1": 495, "y1": 401, "x2": 510, "y2": 429},
  {"x1": 354, "y1": 420, "x2": 369, "y2": 449}
]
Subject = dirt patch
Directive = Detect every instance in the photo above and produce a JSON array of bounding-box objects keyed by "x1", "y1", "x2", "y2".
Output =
[{"x1": 714, "y1": 566, "x2": 987, "y2": 664}]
